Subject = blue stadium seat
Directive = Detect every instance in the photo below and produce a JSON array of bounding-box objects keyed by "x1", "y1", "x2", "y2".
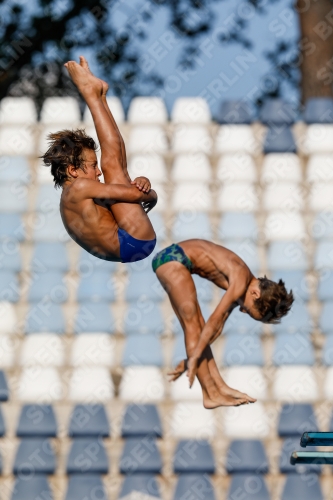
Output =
[
  {"x1": 119, "y1": 475, "x2": 161, "y2": 499},
  {"x1": 223, "y1": 307, "x2": 263, "y2": 336},
  {"x1": 227, "y1": 473, "x2": 270, "y2": 500},
  {"x1": 225, "y1": 440, "x2": 268, "y2": 474},
  {"x1": 65, "y1": 475, "x2": 107, "y2": 500},
  {"x1": 273, "y1": 334, "x2": 314, "y2": 365},
  {"x1": 33, "y1": 211, "x2": 69, "y2": 242},
  {"x1": 172, "y1": 302, "x2": 211, "y2": 336},
  {"x1": 279, "y1": 437, "x2": 321, "y2": 474},
  {"x1": 35, "y1": 185, "x2": 61, "y2": 212},
  {"x1": 171, "y1": 212, "x2": 213, "y2": 241},
  {"x1": 16, "y1": 404, "x2": 57, "y2": 437},
  {"x1": 122, "y1": 334, "x2": 163, "y2": 366},
  {"x1": 0, "y1": 156, "x2": 31, "y2": 183},
  {"x1": 318, "y1": 271, "x2": 333, "y2": 301},
  {"x1": 0, "y1": 246, "x2": 21, "y2": 272},
  {"x1": 172, "y1": 336, "x2": 186, "y2": 365},
  {"x1": 319, "y1": 301, "x2": 333, "y2": 334},
  {"x1": 28, "y1": 271, "x2": 67, "y2": 303},
  {"x1": 192, "y1": 274, "x2": 214, "y2": 303},
  {"x1": 11, "y1": 476, "x2": 53, "y2": 500},
  {"x1": 282, "y1": 474, "x2": 323, "y2": 499},
  {"x1": 125, "y1": 271, "x2": 164, "y2": 303},
  {"x1": 267, "y1": 242, "x2": 307, "y2": 271},
  {"x1": 217, "y1": 100, "x2": 253, "y2": 124},
  {"x1": 66, "y1": 438, "x2": 109, "y2": 474},
  {"x1": 0, "y1": 214, "x2": 25, "y2": 241},
  {"x1": 0, "y1": 406, "x2": 5, "y2": 436},
  {"x1": 0, "y1": 183, "x2": 28, "y2": 213},
  {"x1": 68, "y1": 404, "x2": 110, "y2": 438},
  {"x1": 271, "y1": 303, "x2": 312, "y2": 335},
  {"x1": 272, "y1": 270, "x2": 309, "y2": 302},
  {"x1": 263, "y1": 127, "x2": 297, "y2": 153},
  {"x1": 121, "y1": 404, "x2": 162, "y2": 438},
  {"x1": 31, "y1": 242, "x2": 69, "y2": 272},
  {"x1": 173, "y1": 440, "x2": 215, "y2": 474},
  {"x1": 174, "y1": 474, "x2": 216, "y2": 500},
  {"x1": 123, "y1": 304, "x2": 164, "y2": 336},
  {"x1": 74, "y1": 303, "x2": 115, "y2": 333},
  {"x1": 314, "y1": 242, "x2": 333, "y2": 270},
  {"x1": 218, "y1": 213, "x2": 258, "y2": 240},
  {"x1": 77, "y1": 248, "x2": 117, "y2": 274},
  {"x1": 322, "y1": 336, "x2": 333, "y2": 365},
  {"x1": 120, "y1": 437, "x2": 162, "y2": 474},
  {"x1": 13, "y1": 438, "x2": 56, "y2": 474},
  {"x1": 0, "y1": 371, "x2": 9, "y2": 401},
  {"x1": 77, "y1": 273, "x2": 116, "y2": 303},
  {"x1": 223, "y1": 334, "x2": 264, "y2": 366},
  {"x1": 312, "y1": 212, "x2": 333, "y2": 240},
  {"x1": 25, "y1": 303, "x2": 65, "y2": 334},
  {"x1": 0, "y1": 271, "x2": 20, "y2": 302},
  {"x1": 278, "y1": 404, "x2": 318, "y2": 437},
  {"x1": 224, "y1": 240, "x2": 260, "y2": 273},
  {"x1": 259, "y1": 99, "x2": 296, "y2": 125},
  {"x1": 149, "y1": 212, "x2": 166, "y2": 242},
  {"x1": 304, "y1": 97, "x2": 333, "y2": 124}
]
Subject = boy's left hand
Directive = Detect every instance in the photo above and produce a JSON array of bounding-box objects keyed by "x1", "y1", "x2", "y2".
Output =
[{"x1": 131, "y1": 176, "x2": 151, "y2": 193}]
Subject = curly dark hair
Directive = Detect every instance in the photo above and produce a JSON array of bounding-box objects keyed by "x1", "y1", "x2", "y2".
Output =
[
  {"x1": 255, "y1": 276, "x2": 294, "y2": 324},
  {"x1": 40, "y1": 129, "x2": 97, "y2": 188}
]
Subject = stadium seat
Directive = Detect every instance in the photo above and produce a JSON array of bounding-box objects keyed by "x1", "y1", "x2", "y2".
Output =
[
  {"x1": 18, "y1": 367, "x2": 62, "y2": 402},
  {"x1": 0, "y1": 271, "x2": 20, "y2": 302},
  {"x1": 28, "y1": 271, "x2": 68, "y2": 303},
  {"x1": 0, "y1": 245, "x2": 21, "y2": 272},
  {"x1": 279, "y1": 436, "x2": 321, "y2": 474},
  {"x1": 171, "y1": 153, "x2": 212, "y2": 182},
  {"x1": 223, "y1": 306, "x2": 263, "y2": 335},
  {"x1": 170, "y1": 402, "x2": 215, "y2": 439},
  {"x1": 307, "y1": 153, "x2": 333, "y2": 182},
  {"x1": 218, "y1": 213, "x2": 258, "y2": 240},
  {"x1": 0, "y1": 183, "x2": 28, "y2": 212},
  {"x1": 223, "y1": 240, "x2": 260, "y2": 272},
  {"x1": 314, "y1": 242, "x2": 333, "y2": 270},
  {"x1": 119, "y1": 366, "x2": 165, "y2": 402},
  {"x1": 16, "y1": 404, "x2": 57, "y2": 437},
  {"x1": 173, "y1": 439, "x2": 215, "y2": 474},
  {"x1": 121, "y1": 404, "x2": 162, "y2": 438},
  {"x1": 127, "y1": 126, "x2": 168, "y2": 154},
  {"x1": 0, "y1": 334, "x2": 14, "y2": 367},
  {"x1": 223, "y1": 335, "x2": 264, "y2": 366},
  {"x1": 217, "y1": 153, "x2": 257, "y2": 182},
  {"x1": 263, "y1": 127, "x2": 296, "y2": 153},
  {"x1": 273, "y1": 334, "x2": 314, "y2": 366},
  {"x1": 0, "y1": 371, "x2": 9, "y2": 401},
  {"x1": 217, "y1": 183, "x2": 259, "y2": 212},
  {"x1": 271, "y1": 302, "x2": 312, "y2": 335},
  {"x1": 33, "y1": 211, "x2": 69, "y2": 242},
  {"x1": 303, "y1": 124, "x2": 333, "y2": 154},
  {"x1": 147, "y1": 182, "x2": 167, "y2": 213},
  {"x1": 259, "y1": 98, "x2": 296, "y2": 125},
  {"x1": 84, "y1": 96, "x2": 124, "y2": 123},
  {"x1": 262, "y1": 183, "x2": 303, "y2": 211},
  {"x1": 120, "y1": 437, "x2": 162, "y2": 474},
  {"x1": 68, "y1": 404, "x2": 110, "y2": 438},
  {"x1": 11, "y1": 477, "x2": 53, "y2": 500},
  {"x1": 174, "y1": 475, "x2": 216, "y2": 500},
  {"x1": 125, "y1": 271, "x2": 164, "y2": 303},
  {"x1": 0, "y1": 214, "x2": 25, "y2": 241},
  {"x1": 77, "y1": 273, "x2": 116, "y2": 303},
  {"x1": 172, "y1": 336, "x2": 187, "y2": 366},
  {"x1": 170, "y1": 374, "x2": 202, "y2": 401},
  {"x1": 128, "y1": 97, "x2": 168, "y2": 123},
  {"x1": 224, "y1": 367, "x2": 267, "y2": 400},
  {"x1": 0, "y1": 97, "x2": 37, "y2": 124},
  {"x1": 273, "y1": 366, "x2": 318, "y2": 402},
  {"x1": 122, "y1": 334, "x2": 163, "y2": 366},
  {"x1": 277, "y1": 403, "x2": 318, "y2": 437},
  {"x1": 148, "y1": 212, "x2": 166, "y2": 243},
  {"x1": 35, "y1": 185, "x2": 61, "y2": 212},
  {"x1": 324, "y1": 368, "x2": 333, "y2": 398},
  {"x1": 40, "y1": 96, "x2": 81, "y2": 124},
  {"x1": 74, "y1": 303, "x2": 115, "y2": 333},
  {"x1": 128, "y1": 154, "x2": 167, "y2": 183},
  {"x1": 13, "y1": 438, "x2": 56, "y2": 474},
  {"x1": 65, "y1": 475, "x2": 107, "y2": 500},
  {"x1": 25, "y1": 302, "x2": 65, "y2": 334},
  {"x1": 0, "y1": 156, "x2": 31, "y2": 183},
  {"x1": 225, "y1": 440, "x2": 269, "y2": 473},
  {"x1": 77, "y1": 247, "x2": 117, "y2": 274},
  {"x1": 215, "y1": 125, "x2": 257, "y2": 154},
  {"x1": 320, "y1": 302, "x2": 333, "y2": 334},
  {"x1": 261, "y1": 153, "x2": 302, "y2": 183},
  {"x1": 272, "y1": 270, "x2": 310, "y2": 302},
  {"x1": 223, "y1": 402, "x2": 270, "y2": 438},
  {"x1": 20, "y1": 333, "x2": 65, "y2": 367},
  {"x1": 227, "y1": 474, "x2": 270, "y2": 500},
  {"x1": 171, "y1": 183, "x2": 212, "y2": 212},
  {"x1": 171, "y1": 97, "x2": 211, "y2": 123},
  {"x1": 172, "y1": 125, "x2": 212, "y2": 154},
  {"x1": 281, "y1": 474, "x2": 323, "y2": 499},
  {"x1": 318, "y1": 272, "x2": 333, "y2": 301},
  {"x1": 119, "y1": 475, "x2": 161, "y2": 499},
  {"x1": 304, "y1": 97, "x2": 333, "y2": 123},
  {"x1": 71, "y1": 334, "x2": 115, "y2": 367},
  {"x1": 36, "y1": 158, "x2": 53, "y2": 184},
  {"x1": 68, "y1": 367, "x2": 114, "y2": 401},
  {"x1": 267, "y1": 242, "x2": 307, "y2": 271},
  {"x1": 217, "y1": 100, "x2": 253, "y2": 124},
  {"x1": 309, "y1": 182, "x2": 333, "y2": 211},
  {"x1": 0, "y1": 407, "x2": 5, "y2": 436},
  {"x1": 31, "y1": 242, "x2": 69, "y2": 272},
  {"x1": 67, "y1": 438, "x2": 109, "y2": 474},
  {"x1": 123, "y1": 304, "x2": 164, "y2": 336},
  {"x1": 0, "y1": 301, "x2": 17, "y2": 334},
  {"x1": 0, "y1": 126, "x2": 36, "y2": 156},
  {"x1": 311, "y1": 211, "x2": 333, "y2": 240}
]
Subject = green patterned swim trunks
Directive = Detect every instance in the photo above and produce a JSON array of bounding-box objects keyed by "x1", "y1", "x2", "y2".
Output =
[{"x1": 152, "y1": 243, "x2": 193, "y2": 273}]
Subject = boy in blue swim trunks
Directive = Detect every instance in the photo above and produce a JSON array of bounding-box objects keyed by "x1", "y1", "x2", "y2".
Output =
[
  {"x1": 153, "y1": 240, "x2": 294, "y2": 408},
  {"x1": 42, "y1": 56, "x2": 157, "y2": 263}
]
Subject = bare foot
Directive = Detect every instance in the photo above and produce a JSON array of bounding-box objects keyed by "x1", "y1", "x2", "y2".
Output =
[
  {"x1": 218, "y1": 384, "x2": 257, "y2": 403},
  {"x1": 79, "y1": 55, "x2": 109, "y2": 97},
  {"x1": 203, "y1": 393, "x2": 250, "y2": 409},
  {"x1": 64, "y1": 59, "x2": 103, "y2": 99}
]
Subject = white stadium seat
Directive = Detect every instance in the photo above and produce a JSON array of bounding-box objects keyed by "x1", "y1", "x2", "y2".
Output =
[
  {"x1": 217, "y1": 183, "x2": 259, "y2": 212},
  {"x1": 223, "y1": 401, "x2": 270, "y2": 438},
  {"x1": 40, "y1": 97, "x2": 81, "y2": 124},
  {"x1": 324, "y1": 367, "x2": 333, "y2": 399},
  {"x1": 20, "y1": 334, "x2": 65, "y2": 367},
  {"x1": 223, "y1": 367, "x2": 268, "y2": 400},
  {"x1": 171, "y1": 97, "x2": 211, "y2": 124},
  {"x1": 0, "y1": 126, "x2": 36, "y2": 155},
  {"x1": 170, "y1": 373, "x2": 202, "y2": 401},
  {"x1": 170, "y1": 402, "x2": 216, "y2": 439},
  {"x1": 69, "y1": 367, "x2": 114, "y2": 401},
  {"x1": 0, "y1": 97, "x2": 37, "y2": 124},
  {"x1": 171, "y1": 154, "x2": 211, "y2": 183},
  {"x1": 119, "y1": 366, "x2": 165, "y2": 402},
  {"x1": 261, "y1": 153, "x2": 302, "y2": 184},
  {"x1": 149, "y1": 183, "x2": 167, "y2": 213},
  {"x1": 38, "y1": 124, "x2": 75, "y2": 156},
  {"x1": 307, "y1": 154, "x2": 333, "y2": 183},
  {"x1": 262, "y1": 183, "x2": 304, "y2": 211},
  {"x1": 0, "y1": 335, "x2": 14, "y2": 368},
  {"x1": 128, "y1": 97, "x2": 168, "y2": 124},
  {"x1": 172, "y1": 125, "x2": 213, "y2": 154},
  {"x1": 128, "y1": 155, "x2": 167, "y2": 183},
  {"x1": 309, "y1": 183, "x2": 333, "y2": 211},
  {"x1": 217, "y1": 153, "x2": 257, "y2": 183},
  {"x1": 215, "y1": 125, "x2": 258, "y2": 154},
  {"x1": 302, "y1": 124, "x2": 333, "y2": 154},
  {"x1": 127, "y1": 126, "x2": 168, "y2": 154},
  {"x1": 37, "y1": 159, "x2": 53, "y2": 184},
  {"x1": 84, "y1": 96, "x2": 125, "y2": 124},
  {"x1": 171, "y1": 183, "x2": 212, "y2": 212},
  {"x1": 18, "y1": 367, "x2": 63, "y2": 402},
  {"x1": 70, "y1": 334, "x2": 115, "y2": 367},
  {"x1": 264, "y1": 211, "x2": 306, "y2": 241},
  {"x1": 0, "y1": 302, "x2": 17, "y2": 334},
  {"x1": 273, "y1": 366, "x2": 318, "y2": 402}
]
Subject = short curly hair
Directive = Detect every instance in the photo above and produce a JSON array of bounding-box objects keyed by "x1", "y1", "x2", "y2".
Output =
[
  {"x1": 41, "y1": 129, "x2": 97, "y2": 188},
  {"x1": 255, "y1": 276, "x2": 294, "y2": 324}
]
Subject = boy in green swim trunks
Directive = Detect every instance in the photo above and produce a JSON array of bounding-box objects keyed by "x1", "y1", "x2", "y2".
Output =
[{"x1": 152, "y1": 240, "x2": 294, "y2": 409}]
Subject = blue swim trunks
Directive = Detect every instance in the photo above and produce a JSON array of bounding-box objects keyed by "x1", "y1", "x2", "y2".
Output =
[
  {"x1": 152, "y1": 243, "x2": 193, "y2": 273},
  {"x1": 118, "y1": 228, "x2": 156, "y2": 263}
]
